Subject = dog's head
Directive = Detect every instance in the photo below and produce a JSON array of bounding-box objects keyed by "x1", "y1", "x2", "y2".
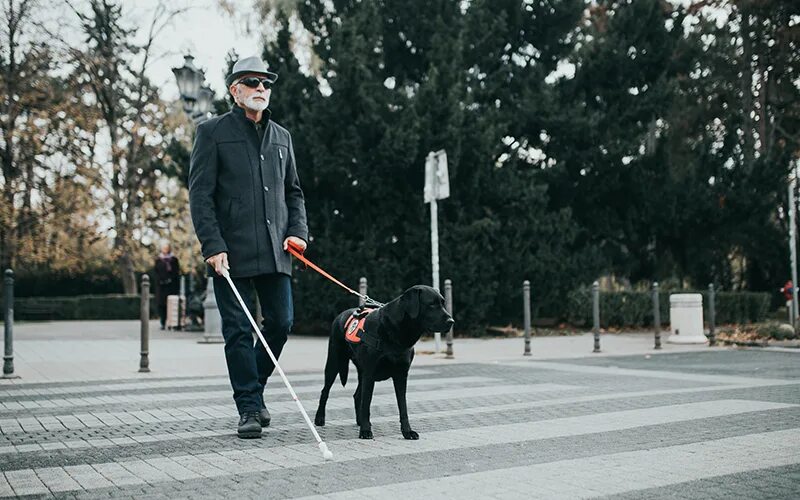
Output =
[{"x1": 385, "y1": 285, "x2": 454, "y2": 333}]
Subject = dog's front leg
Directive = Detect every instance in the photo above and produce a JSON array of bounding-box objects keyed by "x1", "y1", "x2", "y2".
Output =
[
  {"x1": 358, "y1": 376, "x2": 376, "y2": 439},
  {"x1": 392, "y1": 375, "x2": 418, "y2": 440}
]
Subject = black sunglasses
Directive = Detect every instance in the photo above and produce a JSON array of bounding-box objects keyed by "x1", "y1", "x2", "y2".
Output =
[{"x1": 237, "y1": 77, "x2": 273, "y2": 89}]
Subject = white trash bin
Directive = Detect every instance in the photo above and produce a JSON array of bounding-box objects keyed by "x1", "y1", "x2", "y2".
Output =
[{"x1": 667, "y1": 293, "x2": 707, "y2": 344}]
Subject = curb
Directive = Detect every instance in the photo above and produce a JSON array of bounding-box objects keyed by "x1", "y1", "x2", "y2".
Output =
[{"x1": 719, "y1": 339, "x2": 800, "y2": 349}]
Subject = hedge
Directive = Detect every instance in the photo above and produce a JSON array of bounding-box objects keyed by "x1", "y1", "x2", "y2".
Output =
[
  {"x1": 0, "y1": 295, "x2": 156, "y2": 321},
  {"x1": 9, "y1": 267, "x2": 124, "y2": 297},
  {"x1": 0, "y1": 289, "x2": 772, "y2": 327},
  {"x1": 566, "y1": 288, "x2": 770, "y2": 328}
]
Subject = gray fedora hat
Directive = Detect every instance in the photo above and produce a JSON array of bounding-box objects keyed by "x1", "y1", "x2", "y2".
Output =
[{"x1": 226, "y1": 56, "x2": 279, "y2": 87}]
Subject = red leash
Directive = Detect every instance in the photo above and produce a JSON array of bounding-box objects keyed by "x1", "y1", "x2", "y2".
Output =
[{"x1": 286, "y1": 240, "x2": 384, "y2": 307}]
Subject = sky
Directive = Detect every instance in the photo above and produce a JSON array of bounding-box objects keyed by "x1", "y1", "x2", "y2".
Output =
[{"x1": 130, "y1": 0, "x2": 264, "y2": 101}]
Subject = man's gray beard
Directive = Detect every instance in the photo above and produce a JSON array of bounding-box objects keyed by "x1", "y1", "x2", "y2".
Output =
[{"x1": 242, "y1": 94, "x2": 269, "y2": 111}]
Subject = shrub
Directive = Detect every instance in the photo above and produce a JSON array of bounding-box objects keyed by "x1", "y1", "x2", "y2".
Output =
[
  {"x1": 754, "y1": 322, "x2": 797, "y2": 341},
  {"x1": 1, "y1": 295, "x2": 157, "y2": 321},
  {"x1": 566, "y1": 287, "x2": 769, "y2": 328}
]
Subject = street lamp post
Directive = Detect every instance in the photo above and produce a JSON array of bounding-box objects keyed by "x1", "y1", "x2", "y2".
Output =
[
  {"x1": 172, "y1": 54, "x2": 223, "y2": 343},
  {"x1": 172, "y1": 55, "x2": 215, "y2": 124}
]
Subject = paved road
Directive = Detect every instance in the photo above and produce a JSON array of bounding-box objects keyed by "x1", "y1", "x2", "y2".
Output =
[
  {"x1": 0, "y1": 320, "x2": 712, "y2": 383},
  {"x1": 0, "y1": 349, "x2": 798, "y2": 499}
]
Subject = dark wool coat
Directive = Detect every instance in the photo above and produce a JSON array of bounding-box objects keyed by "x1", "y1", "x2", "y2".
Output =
[{"x1": 188, "y1": 106, "x2": 308, "y2": 277}]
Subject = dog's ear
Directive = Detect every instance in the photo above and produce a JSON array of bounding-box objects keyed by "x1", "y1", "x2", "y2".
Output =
[
  {"x1": 383, "y1": 299, "x2": 405, "y2": 327},
  {"x1": 403, "y1": 286, "x2": 421, "y2": 321}
]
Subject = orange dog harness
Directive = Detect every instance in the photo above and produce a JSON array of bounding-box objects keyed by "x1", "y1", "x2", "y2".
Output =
[{"x1": 344, "y1": 307, "x2": 377, "y2": 344}]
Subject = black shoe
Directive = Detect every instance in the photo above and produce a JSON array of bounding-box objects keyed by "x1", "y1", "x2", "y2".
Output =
[
  {"x1": 258, "y1": 407, "x2": 271, "y2": 427},
  {"x1": 237, "y1": 413, "x2": 262, "y2": 439}
]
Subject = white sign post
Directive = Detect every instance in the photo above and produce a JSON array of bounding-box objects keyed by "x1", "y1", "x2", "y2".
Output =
[
  {"x1": 790, "y1": 168, "x2": 799, "y2": 329},
  {"x1": 425, "y1": 150, "x2": 450, "y2": 352}
]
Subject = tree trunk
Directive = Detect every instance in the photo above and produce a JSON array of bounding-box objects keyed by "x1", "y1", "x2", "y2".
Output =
[
  {"x1": 0, "y1": 188, "x2": 16, "y2": 270},
  {"x1": 113, "y1": 194, "x2": 137, "y2": 294},
  {"x1": 118, "y1": 251, "x2": 137, "y2": 295}
]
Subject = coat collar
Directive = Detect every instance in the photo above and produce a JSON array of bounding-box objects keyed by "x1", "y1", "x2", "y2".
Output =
[{"x1": 231, "y1": 104, "x2": 271, "y2": 126}]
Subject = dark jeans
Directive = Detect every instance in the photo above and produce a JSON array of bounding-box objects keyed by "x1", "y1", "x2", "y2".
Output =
[{"x1": 213, "y1": 273, "x2": 293, "y2": 415}]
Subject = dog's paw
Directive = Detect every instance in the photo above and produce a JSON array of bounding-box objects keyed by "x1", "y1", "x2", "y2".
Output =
[
  {"x1": 359, "y1": 428, "x2": 373, "y2": 439},
  {"x1": 402, "y1": 429, "x2": 419, "y2": 440},
  {"x1": 314, "y1": 414, "x2": 325, "y2": 426}
]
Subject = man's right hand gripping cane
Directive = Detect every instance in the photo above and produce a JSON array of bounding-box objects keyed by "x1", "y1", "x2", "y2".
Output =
[{"x1": 207, "y1": 252, "x2": 230, "y2": 277}]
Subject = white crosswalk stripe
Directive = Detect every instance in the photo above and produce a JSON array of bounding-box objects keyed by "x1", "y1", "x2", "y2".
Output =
[
  {"x1": 0, "y1": 381, "x2": 580, "y2": 437},
  {"x1": 0, "y1": 376, "x2": 498, "y2": 413},
  {"x1": 297, "y1": 429, "x2": 800, "y2": 500},
  {"x1": 0, "y1": 370, "x2": 441, "y2": 398},
  {"x1": 2, "y1": 380, "x2": 796, "y2": 456},
  {"x1": 499, "y1": 360, "x2": 792, "y2": 386}
]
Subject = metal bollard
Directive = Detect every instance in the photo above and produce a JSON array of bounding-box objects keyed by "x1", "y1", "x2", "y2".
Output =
[
  {"x1": 359, "y1": 277, "x2": 367, "y2": 307},
  {"x1": 523, "y1": 280, "x2": 532, "y2": 356},
  {"x1": 433, "y1": 277, "x2": 441, "y2": 353},
  {"x1": 187, "y1": 273, "x2": 194, "y2": 328},
  {"x1": 139, "y1": 274, "x2": 151, "y2": 373},
  {"x1": 3, "y1": 269, "x2": 19, "y2": 379},
  {"x1": 445, "y1": 279, "x2": 454, "y2": 359},
  {"x1": 708, "y1": 283, "x2": 716, "y2": 346},
  {"x1": 199, "y1": 277, "x2": 224, "y2": 344},
  {"x1": 592, "y1": 281, "x2": 601, "y2": 353},
  {"x1": 653, "y1": 282, "x2": 662, "y2": 350},
  {"x1": 178, "y1": 275, "x2": 186, "y2": 330}
]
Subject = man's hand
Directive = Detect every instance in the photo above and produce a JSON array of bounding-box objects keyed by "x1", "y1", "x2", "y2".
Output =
[
  {"x1": 206, "y1": 252, "x2": 229, "y2": 276},
  {"x1": 283, "y1": 236, "x2": 307, "y2": 253}
]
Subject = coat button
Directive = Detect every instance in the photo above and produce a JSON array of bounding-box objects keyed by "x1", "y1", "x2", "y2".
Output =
[
  {"x1": 260, "y1": 154, "x2": 264, "y2": 161},
  {"x1": 263, "y1": 186, "x2": 269, "y2": 192},
  {"x1": 266, "y1": 219, "x2": 271, "y2": 225}
]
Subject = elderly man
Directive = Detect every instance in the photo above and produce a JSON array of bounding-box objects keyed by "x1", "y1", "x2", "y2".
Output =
[{"x1": 188, "y1": 56, "x2": 308, "y2": 439}]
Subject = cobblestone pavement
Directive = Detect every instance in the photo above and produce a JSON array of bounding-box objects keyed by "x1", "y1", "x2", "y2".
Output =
[{"x1": 0, "y1": 350, "x2": 798, "y2": 499}]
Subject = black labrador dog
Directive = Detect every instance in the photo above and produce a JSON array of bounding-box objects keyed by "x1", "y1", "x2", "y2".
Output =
[{"x1": 314, "y1": 285, "x2": 454, "y2": 439}]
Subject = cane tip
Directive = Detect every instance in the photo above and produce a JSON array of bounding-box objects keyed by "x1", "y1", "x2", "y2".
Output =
[{"x1": 319, "y1": 442, "x2": 334, "y2": 461}]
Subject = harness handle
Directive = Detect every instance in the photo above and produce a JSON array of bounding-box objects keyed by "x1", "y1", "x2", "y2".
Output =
[{"x1": 286, "y1": 240, "x2": 385, "y2": 307}]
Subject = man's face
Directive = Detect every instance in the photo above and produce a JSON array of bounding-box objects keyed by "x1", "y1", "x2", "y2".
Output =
[
  {"x1": 230, "y1": 73, "x2": 271, "y2": 112},
  {"x1": 161, "y1": 244, "x2": 170, "y2": 254}
]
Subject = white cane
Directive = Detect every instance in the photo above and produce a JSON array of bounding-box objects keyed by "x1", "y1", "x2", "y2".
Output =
[{"x1": 221, "y1": 269, "x2": 333, "y2": 461}]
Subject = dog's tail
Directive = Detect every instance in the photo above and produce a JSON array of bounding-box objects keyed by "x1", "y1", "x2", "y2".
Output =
[{"x1": 337, "y1": 346, "x2": 349, "y2": 387}]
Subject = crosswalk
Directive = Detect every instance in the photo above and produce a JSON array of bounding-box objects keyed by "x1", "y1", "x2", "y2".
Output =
[
  {"x1": 298, "y1": 429, "x2": 800, "y2": 500},
  {"x1": 0, "y1": 358, "x2": 798, "y2": 498}
]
